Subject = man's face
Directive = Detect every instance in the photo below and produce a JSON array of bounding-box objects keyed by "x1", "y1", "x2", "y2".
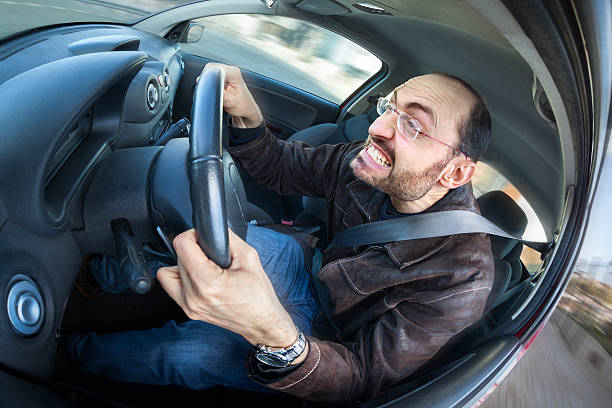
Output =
[{"x1": 351, "y1": 74, "x2": 474, "y2": 201}]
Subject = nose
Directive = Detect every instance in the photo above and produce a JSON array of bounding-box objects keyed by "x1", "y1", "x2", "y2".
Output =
[{"x1": 368, "y1": 113, "x2": 396, "y2": 140}]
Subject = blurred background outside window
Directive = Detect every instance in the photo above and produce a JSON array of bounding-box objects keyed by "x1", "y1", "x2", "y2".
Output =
[
  {"x1": 555, "y1": 141, "x2": 612, "y2": 358},
  {"x1": 182, "y1": 14, "x2": 383, "y2": 103}
]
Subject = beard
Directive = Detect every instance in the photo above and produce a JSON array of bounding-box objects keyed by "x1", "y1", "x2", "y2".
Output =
[{"x1": 351, "y1": 140, "x2": 452, "y2": 201}]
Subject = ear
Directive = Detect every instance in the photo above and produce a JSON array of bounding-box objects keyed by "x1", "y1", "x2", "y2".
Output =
[{"x1": 438, "y1": 158, "x2": 476, "y2": 189}]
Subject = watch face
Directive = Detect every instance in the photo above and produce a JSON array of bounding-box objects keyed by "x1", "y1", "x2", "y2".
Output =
[{"x1": 255, "y1": 352, "x2": 289, "y2": 368}]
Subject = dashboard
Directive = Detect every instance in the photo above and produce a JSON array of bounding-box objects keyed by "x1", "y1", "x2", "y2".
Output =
[
  {"x1": 0, "y1": 24, "x2": 184, "y2": 146},
  {"x1": 0, "y1": 25, "x2": 183, "y2": 228},
  {"x1": 0, "y1": 24, "x2": 185, "y2": 379}
]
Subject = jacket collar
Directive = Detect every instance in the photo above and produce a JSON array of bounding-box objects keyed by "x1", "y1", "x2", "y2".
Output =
[
  {"x1": 345, "y1": 180, "x2": 480, "y2": 269},
  {"x1": 345, "y1": 179, "x2": 386, "y2": 223}
]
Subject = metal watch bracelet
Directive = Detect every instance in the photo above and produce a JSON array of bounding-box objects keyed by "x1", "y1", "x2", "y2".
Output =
[{"x1": 254, "y1": 328, "x2": 307, "y2": 368}]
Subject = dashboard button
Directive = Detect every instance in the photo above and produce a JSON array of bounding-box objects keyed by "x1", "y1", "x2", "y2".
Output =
[
  {"x1": 7, "y1": 275, "x2": 44, "y2": 336},
  {"x1": 147, "y1": 82, "x2": 159, "y2": 109}
]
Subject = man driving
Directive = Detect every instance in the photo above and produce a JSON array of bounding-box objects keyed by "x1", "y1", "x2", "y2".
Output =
[{"x1": 68, "y1": 64, "x2": 494, "y2": 405}]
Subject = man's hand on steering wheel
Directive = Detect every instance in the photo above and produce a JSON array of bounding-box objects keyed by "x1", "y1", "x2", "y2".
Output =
[
  {"x1": 157, "y1": 229, "x2": 306, "y2": 362},
  {"x1": 160, "y1": 64, "x2": 307, "y2": 363},
  {"x1": 205, "y1": 63, "x2": 263, "y2": 129}
]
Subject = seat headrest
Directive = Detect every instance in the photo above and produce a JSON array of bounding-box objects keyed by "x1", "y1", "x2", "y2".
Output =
[{"x1": 477, "y1": 190, "x2": 528, "y2": 237}]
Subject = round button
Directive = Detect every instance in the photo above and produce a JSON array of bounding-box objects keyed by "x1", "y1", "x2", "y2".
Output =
[
  {"x1": 17, "y1": 292, "x2": 40, "y2": 326},
  {"x1": 7, "y1": 275, "x2": 44, "y2": 336},
  {"x1": 147, "y1": 82, "x2": 159, "y2": 109}
]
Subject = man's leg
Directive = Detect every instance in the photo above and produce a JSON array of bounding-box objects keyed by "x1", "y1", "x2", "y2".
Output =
[{"x1": 67, "y1": 224, "x2": 318, "y2": 390}]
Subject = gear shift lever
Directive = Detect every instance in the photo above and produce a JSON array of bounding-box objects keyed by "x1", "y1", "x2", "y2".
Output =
[{"x1": 111, "y1": 219, "x2": 152, "y2": 294}]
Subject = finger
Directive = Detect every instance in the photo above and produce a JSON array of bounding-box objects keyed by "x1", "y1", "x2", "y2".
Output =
[
  {"x1": 204, "y1": 62, "x2": 240, "y2": 85},
  {"x1": 157, "y1": 266, "x2": 186, "y2": 309},
  {"x1": 175, "y1": 249, "x2": 198, "y2": 296},
  {"x1": 227, "y1": 227, "x2": 260, "y2": 268},
  {"x1": 227, "y1": 227, "x2": 250, "y2": 252},
  {"x1": 173, "y1": 229, "x2": 223, "y2": 278}
]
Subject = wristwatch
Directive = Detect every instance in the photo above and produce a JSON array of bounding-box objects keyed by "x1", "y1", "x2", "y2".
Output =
[{"x1": 254, "y1": 328, "x2": 307, "y2": 368}]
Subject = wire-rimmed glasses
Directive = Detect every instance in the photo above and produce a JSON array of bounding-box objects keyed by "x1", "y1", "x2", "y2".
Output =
[{"x1": 376, "y1": 97, "x2": 470, "y2": 160}]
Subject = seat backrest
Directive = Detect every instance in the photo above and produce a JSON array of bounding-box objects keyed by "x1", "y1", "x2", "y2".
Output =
[
  {"x1": 477, "y1": 190, "x2": 528, "y2": 313},
  {"x1": 286, "y1": 122, "x2": 338, "y2": 145},
  {"x1": 289, "y1": 113, "x2": 375, "y2": 226}
]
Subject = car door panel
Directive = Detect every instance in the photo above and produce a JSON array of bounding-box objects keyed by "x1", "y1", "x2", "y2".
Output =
[{"x1": 174, "y1": 53, "x2": 339, "y2": 139}]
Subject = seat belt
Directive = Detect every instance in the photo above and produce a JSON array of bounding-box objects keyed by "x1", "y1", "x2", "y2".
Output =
[
  {"x1": 326, "y1": 210, "x2": 548, "y2": 252},
  {"x1": 310, "y1": 209, "x2": 551, "y2": 340}
]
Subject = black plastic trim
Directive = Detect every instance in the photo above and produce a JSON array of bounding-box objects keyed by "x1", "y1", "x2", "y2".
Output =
[{"x1": 0, "y1": 51, "x2": 147, "y2": 234}]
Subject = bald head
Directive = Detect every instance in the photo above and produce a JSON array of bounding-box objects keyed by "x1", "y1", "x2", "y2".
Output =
[
  {"x1": 430, "y1": 72, "x2": 491, "y2": 162},
  {"x1": 394, "y1": 73, "x2": 491, "y2": 162}
]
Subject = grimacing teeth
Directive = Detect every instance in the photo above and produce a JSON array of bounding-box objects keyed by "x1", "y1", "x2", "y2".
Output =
[{"x1": 367, "y1": 145, "x2": 391, "y2": 167}]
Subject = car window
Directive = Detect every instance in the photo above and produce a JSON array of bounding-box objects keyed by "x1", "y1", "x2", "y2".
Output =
[
  {"x1": 181, "y1": 14, "x2": 383, "y2": 104},
  {"x1": 472, "y1": 161, "x2": 546, "y2": 272}
]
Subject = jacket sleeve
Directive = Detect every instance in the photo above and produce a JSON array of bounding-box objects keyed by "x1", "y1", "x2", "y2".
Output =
[
  {"x1": 227, "y1": 126, "x2": 359, "y2": 199},
  {"x1": 246, "y1": 288, "x2": 489, "y2": 405}
]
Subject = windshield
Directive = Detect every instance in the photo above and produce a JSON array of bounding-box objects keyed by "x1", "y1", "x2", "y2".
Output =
[{"x1": 0, "y1": 0, "x2": 195, "y2": 40}]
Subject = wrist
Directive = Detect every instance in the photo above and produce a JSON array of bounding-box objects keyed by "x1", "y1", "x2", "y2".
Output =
[
  {"x1": 243, "y1": 304, "x2": 297, "y2": 348},
  {"x1": 232, "y1": 113, "x2": 263, "y2": 129},
  {"x1": 256, "y1": 319, "x2": 298, "y2": 349}
]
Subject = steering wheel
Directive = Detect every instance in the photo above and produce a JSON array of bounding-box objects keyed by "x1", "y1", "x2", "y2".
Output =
[{"x1": 188, "y1": 66, "x2": 248, "y2": 268}]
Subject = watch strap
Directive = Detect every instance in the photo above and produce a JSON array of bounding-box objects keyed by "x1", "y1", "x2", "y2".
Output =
[{"x1": 254, "y1": 328, "x2": 307, "y2": 368}]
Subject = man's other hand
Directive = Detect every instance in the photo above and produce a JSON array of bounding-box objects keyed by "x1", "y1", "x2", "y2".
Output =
[
  {"x1": 205, "y1": 63, "x2": 263, "y2": 129},
  {"x1": 157, "y1": 228, "x2": 298, "y2": 349}
]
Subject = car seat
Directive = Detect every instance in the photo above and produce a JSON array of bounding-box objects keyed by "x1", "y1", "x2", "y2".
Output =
[
  {"x1": 477, "y1": 190, "x2": 530, "y2": 316},
  {"x1": 287, "y1": 110, "x2": 377, "y2": 236},
  {"x1": 364, "y1": 190, "x2": 534, "y2": 405}
]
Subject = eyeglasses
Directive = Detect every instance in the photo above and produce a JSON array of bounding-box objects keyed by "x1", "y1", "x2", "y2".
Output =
[{"x1": 376, "y1": 97, "x2": 470, "y2": 160}]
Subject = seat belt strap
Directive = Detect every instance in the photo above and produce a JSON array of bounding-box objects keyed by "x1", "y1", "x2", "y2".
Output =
[
  {"x1": 327, "y1": 210, "x2": 549, "y2": 252},
  {"x1": 310, "y1": 249, "x2": 347, "y2": 341},
  {"x1": 311, "y1": 209, "x2": 551, "y2": 340}
]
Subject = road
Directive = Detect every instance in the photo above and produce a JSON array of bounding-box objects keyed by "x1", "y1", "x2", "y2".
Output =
[{"x1": 481, "y1": 310, "x2": 611, "y2": 408}]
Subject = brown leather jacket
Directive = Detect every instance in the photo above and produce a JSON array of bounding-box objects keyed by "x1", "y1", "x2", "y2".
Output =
[{"x1": 229, "y1": 128, "x2": 494, "y2": 405}]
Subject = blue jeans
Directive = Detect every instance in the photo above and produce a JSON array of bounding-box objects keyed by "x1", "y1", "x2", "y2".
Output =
[{"x1": 68, "y1": 224, "x2": 318, "y2": 391}]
